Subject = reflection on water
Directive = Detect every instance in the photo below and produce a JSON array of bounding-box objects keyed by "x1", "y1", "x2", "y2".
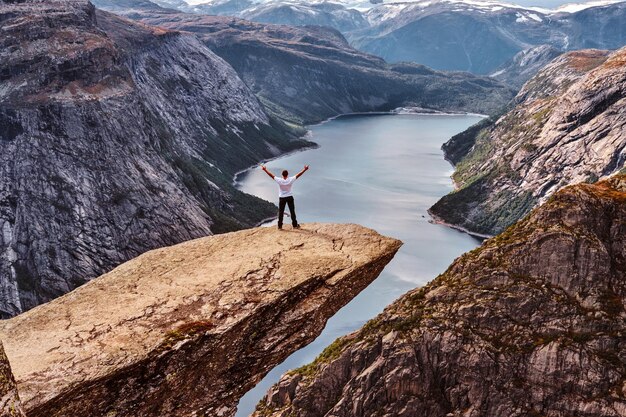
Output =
[{"x1": 235, "y1": 113, "x2": 484, "y2": 416}]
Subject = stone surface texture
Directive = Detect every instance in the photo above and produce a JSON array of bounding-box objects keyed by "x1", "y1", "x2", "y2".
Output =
[
  {"x1": 492, "y1": 44, "x2": 563, "y2": 89},
  {"x1": 0, "y1": 223, "x2": 401, "y2": 417},
  {"x1": 0, "y1": 341, "x2": 24, "y2": 417}
]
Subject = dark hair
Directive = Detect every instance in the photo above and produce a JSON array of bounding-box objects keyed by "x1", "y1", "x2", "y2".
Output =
[{"x1": 282, "y1": 170, "x2": 288, "y2": 177}]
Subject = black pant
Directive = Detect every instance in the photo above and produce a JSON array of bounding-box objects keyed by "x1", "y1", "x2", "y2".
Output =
[{"x1": 278, "y1": 196, "x2": 298, "y2": 227}]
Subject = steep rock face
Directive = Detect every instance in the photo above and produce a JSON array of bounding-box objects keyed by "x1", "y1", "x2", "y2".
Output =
[
  {"x1": 0, "y1": 223, "x2": 401, "y2": 417},
  {"x1": 0, "y1": 0, "x2": 309, "y2": 317},
  {"x1": 256, "y1": 175, "x2": 626, "y2": 417},
  {"x1": 492, "y1": 44, "x2": 563, "y2": 90},
  {"x1": 0, "y1": 342, "x2": 24, "y2": 417},
  {"x1": 95, "y1": 3, "x2": 514, "y2": 124},
  {"x1": 430, "y1": 48, "x2": 625, "y2": 236}
]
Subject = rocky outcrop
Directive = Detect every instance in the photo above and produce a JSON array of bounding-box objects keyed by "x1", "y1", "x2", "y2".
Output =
[
  {"x1": 491, "y1": 45, "x2": 563, "y2": 90},
  {"x1": 0, "y1": 342, "x2": 24, "y2": 417},
  {"x1": 430, "y1": 47, "x2": 625, "y2": 236},
  {"x1": 95, "y1": 1, "x2": 514, "y2": 124},
  {"x1": 0, "y1": 223, "x2": 401, "y2": 417},
  {"x1": 0, "y1": 0, "x2": 311, "y2": 317},
  {"x1": 256, "y1": 175, "x2": 626, "y2": 417}
]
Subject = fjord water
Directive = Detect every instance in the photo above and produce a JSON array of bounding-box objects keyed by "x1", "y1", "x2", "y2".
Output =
[{"x1": 235, "y1": 113, "x2": 483, "y2": 416}]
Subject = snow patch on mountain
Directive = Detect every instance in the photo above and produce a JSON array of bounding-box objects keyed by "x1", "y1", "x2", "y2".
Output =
[
  {"x1": 515, "y1": 11, "x2": 543, "y2": 21},
  {"x1": 555, "y1": 0, "x2": 624, "y2": 13},
  {"x1": 185, "y1": 0, "x2": 624, "y2": 16}
]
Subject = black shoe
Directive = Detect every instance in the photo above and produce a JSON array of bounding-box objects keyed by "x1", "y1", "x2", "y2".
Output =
[
  {"x1": 278, "y1": 225, "x2": 282, "y2": 230},
  {"x1": 293, "y1": 224, "x2": 300, "y2": 229}
]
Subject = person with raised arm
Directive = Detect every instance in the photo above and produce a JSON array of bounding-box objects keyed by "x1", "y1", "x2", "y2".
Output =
[{"x1": 261, "y1": 164, "x2": 309, "y2": 230}]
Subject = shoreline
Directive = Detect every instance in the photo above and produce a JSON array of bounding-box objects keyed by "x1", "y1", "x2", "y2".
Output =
[
  {"x1": 308, "y1": 108, "x2": 489, "y2": 128},
  {"x1": 232, "y1": 140, "x2": 320, "y2": 188},
  {"x1": 427, "y1": 209, "x2": 493, "y2": 240},
  {"x1": 234, "y1": 110, "x2": 492, "y2": 416},
  {"x1": 233, "y1": 109, "x2": 488, "y2": 230},
  {"x1": 233, "y1": 109, "x2": 487, "y2": 187}
]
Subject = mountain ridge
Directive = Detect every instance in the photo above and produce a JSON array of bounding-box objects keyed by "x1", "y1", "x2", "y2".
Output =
[
  {"x1": 157, "y1": 0, "x2": 626, "y2": 77},
  {"x1": 96, "y1": 1, "x2": 514, "y2": 123},
  {"x1": 350, "y1": 1, "x2": 626, "y2": 74}
]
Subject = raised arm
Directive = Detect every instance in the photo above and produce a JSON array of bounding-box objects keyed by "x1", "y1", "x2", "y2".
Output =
[
  {"x1": 295, "y1": 165, "x2": 310, "y2": 179},
  {"x1": 261, "y1": 164, "x2": 275, "y2": 179}
]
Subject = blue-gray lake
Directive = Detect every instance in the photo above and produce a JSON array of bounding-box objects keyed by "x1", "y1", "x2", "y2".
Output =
[{"x1": 235, "y1": 113, "x2": 483, "y2": 416}]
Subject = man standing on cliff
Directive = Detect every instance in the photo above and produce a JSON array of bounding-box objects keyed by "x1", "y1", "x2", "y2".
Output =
[{"x1": 261, "y1": 164, "x2": 309, "y2": 230}]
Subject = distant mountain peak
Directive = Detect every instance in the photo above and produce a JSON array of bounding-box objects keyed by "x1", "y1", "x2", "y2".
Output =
[{"x1": 184, "y1": 0, "x2": 626, "y2": 14}]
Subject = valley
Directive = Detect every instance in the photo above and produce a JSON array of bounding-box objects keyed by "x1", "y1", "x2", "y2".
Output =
[
  {"x1": 235, "y1": 113, "x2": 484, "y2": 416},
  {"x1": 0, "y1": 0, "x2": 625, "y2": 416},
  {"x1": 0, "y1": 0, "x2": 512, "y2": 318},
  {"x1": 95, "y1": 0, "x2": 514, "y2": 123},
  {"x1": 0, "y1": 0, "x2": 311, "y2": 317}
]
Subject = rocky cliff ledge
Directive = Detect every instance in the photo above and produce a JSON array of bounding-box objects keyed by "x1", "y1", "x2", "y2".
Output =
[
  {"x1": 0, "y1": 342, "x2": 24, "y2": 417},
  {"x1": 0, "y1": 224, "x2": 401, "y2": 417},
  {"x1": 257, "y1": 175, "x2": 626, "y2": 417}
]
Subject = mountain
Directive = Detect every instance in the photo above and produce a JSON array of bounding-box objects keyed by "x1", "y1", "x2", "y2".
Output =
[
  {"x1": 196, "y1": 1, "x2": 370, "y2": 32},
  {"x1": 350, "y1": 1, "x2": 626, "y2": 74},
  {"x1": 157, "y1": 0, "x2": 626, "y2": 78},
  {"x1": 491, "y1": 44, "x2": 563, "y2": 89},
  {"x1": 255, "y1": 173, "x2": 626, "y2": 417},
  {"x1": 148, "y1": 0, "x2": 372, "y2": 33},
  {"x1": 90, "y1": 0, "x2": 170, "y2": 11},
  {"x1": 0, "y1": 224, "x2": 401, "y2": 417},
  {"x1": 430, "y1": 47, "x2": 626, "y2": 236},
  {"x1": 153, "y1": 0, "x2": 406, "y2": 29},
  {"x1": 0, "y1": 0, "x2": 311, "y2": 317},
  {"x1": 98, "y1": 4, "x2": 514, "y2": 124}
]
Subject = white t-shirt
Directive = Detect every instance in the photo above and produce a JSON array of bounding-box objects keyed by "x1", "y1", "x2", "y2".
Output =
[{"x1": 274, "y1": 176, "x2": 297, "y2": 198}]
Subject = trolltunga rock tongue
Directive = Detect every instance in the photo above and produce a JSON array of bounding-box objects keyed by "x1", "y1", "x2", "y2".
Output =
[{"x1": 0, "y1": 223, "x2": 401, "y2": 417}]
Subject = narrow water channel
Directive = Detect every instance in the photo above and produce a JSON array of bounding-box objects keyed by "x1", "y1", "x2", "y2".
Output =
[{"x1": 235, "y1": 113, "x2": 484, "y2": 416}]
